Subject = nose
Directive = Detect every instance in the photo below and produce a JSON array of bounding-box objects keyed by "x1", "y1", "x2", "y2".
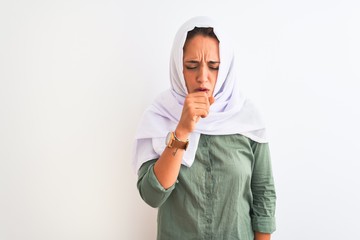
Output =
[{"x1": 196, "y1": 64, "x2": 209, "y2": 83}]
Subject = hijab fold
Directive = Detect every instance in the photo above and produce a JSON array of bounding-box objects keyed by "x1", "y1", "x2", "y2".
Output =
[{"x1": 132, "y1": 16, "x2": 267, "y2": 173}]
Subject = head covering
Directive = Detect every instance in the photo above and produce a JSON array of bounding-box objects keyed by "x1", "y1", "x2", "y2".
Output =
[{"x1": 132, "y1": 16, "x2": 267, "y2": 173}]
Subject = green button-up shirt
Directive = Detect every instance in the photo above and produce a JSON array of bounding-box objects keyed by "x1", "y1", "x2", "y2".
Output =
[{"x1": 137, "y1": 134, "x2": 276, "y2": 240}]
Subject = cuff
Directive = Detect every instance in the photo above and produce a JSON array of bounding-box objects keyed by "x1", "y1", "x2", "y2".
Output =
[
  {"x1": 148, "y1": 164, "x2": 176, "y2": 193},
  {"x1": 252, "y1": 216, "x2": 276, "y2": 234}
]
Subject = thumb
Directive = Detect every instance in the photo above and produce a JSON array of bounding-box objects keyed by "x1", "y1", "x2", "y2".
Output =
[
  {"x1": 209, "y1": 96, "x2": 215, "y2": 105},
  {"x1": 193, "y1": 116, "x2": 200, "y2": 123}
]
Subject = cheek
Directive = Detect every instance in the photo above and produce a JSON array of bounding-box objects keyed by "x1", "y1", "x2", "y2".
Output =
[
  {"x1": 183, "y1": 71, "x2": 192, "y2": 91},
  {"x1": 183, "y1": 71, "x2": 195, "y2": 85},
  {"x1": 211, "y1": 72, "x2": 218, "y2": 85}
]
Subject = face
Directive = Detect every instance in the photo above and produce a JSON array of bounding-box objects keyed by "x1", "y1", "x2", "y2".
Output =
[{"x1": 183, "y1": 35, "x2": 220, "y2": 97}]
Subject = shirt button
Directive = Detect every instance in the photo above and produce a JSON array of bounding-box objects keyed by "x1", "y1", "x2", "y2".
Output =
[
  {"x1": 206, "y1": 167, "x2": 211, "y2": 172},
  {"x1": 207, "y1": 219, "x2": 212, "y2": 224},
  {"x1": 207, "y1": 193, "x2": 211, "y2": 198}
]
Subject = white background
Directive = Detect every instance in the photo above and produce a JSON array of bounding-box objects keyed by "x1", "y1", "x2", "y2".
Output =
[{"x1": 1, "y1": 0, "x2": 359, "y2": 239}]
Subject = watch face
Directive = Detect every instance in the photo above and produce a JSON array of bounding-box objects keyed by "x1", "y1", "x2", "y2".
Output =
[{"x1": 165, "y1": 132, "x2": 172, "y2": 145}]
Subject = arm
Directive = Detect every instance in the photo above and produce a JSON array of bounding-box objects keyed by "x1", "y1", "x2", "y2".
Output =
[
  {"x1": 153, "y1": 93, "x2": 214, "y2": 189},
  {"x1": 251, "y1": 141, "x2": 277, "y2": 235},
  {"x1": 153, "y1": 136, "x2": 187, "y2": 189},
  {"x1": 137, "y1": 159, "x2": 175, "y2": 208},
  {"x1": 254, "y1": 232, "x2": 271, "y2": 240},
  {"x1": 137, "y1": 93, "x2": 214, "y2": 208}
]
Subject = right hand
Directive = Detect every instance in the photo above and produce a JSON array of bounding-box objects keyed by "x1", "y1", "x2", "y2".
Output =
[{"x1": 175, "y1": 92, "x2": 215, "y2": 139}]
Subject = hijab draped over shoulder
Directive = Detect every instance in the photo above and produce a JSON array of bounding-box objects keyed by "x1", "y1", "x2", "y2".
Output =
[{"x1": 132, "y1": 16, "x2": 267, "y2": 173}]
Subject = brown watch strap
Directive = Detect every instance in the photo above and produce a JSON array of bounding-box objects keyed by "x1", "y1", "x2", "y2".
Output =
[
  {"x1": 167, "y1": 131, "x2": 189, "y2": 150},
  {"x1": 171, "y1": 139, "x2": 188, "y2": 150}
]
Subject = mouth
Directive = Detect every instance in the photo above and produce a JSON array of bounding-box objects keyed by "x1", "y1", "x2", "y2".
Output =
[{"x1": 195, "y1": 88, "x2": 210, "y2": 93}]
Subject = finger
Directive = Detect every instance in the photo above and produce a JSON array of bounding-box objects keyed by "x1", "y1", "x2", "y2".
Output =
[
  {"x1": 208, "y1": 96, "x2": 215, "y2": 105},
  {"x1": 188, "y1": 92, "x2": 209, "y2": 102},
  {"x1": 185, "y1": 95, "x2": 208, "y2": 106},
  {"x1": 186, "y1": 98, "x2": 209, "y2": 110},
  {"x1": 193, "y1": 95, "x2": 209, "y2": 103},
  {"x1": 189, "y1": 92, "x2": 208, "y2": 97},
  {"x1": 194, "y1": 109, "x2": 209, "y2": 118}
]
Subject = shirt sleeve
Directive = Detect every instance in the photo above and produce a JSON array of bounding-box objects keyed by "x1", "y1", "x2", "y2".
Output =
[
  {"x1": 250, "y1": 141, "x2": 277, "y2": 233},
  {"x1": 137, "y1": 159, "x2": 176, "y2": 208}
]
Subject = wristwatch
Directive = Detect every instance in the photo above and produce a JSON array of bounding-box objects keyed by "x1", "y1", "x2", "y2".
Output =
[{"x1": 165, "y1": 131, "x2": 189, "y2": 150}]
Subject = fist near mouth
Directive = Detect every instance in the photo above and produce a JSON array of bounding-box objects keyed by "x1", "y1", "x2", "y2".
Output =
[{"x1": 175, "y1": 92, "x2": 215, "y2": 139}]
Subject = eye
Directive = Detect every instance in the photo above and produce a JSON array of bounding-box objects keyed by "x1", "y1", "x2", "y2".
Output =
[
  {"x1": 209, "y1": 64, "x2": 219, "y2": 70},
  {"x1": 185, "y1": 65, "x2": 198, "y2": 70},
  {"x1": 208, "y1": 61, "x2": 220, "y2": 70},
  {"x1": 209, "y1": 66, "x2": 219, "y2": 70}
]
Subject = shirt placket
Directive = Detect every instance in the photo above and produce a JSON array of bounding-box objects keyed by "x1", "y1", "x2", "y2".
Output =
[{"x1": 203, "y1": 135, "x2": 214, "y2": 239}]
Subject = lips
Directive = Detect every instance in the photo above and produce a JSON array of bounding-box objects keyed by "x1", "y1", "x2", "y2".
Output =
[{"x1": 195, "y1": 87, "x2": 209, "y2": 92}]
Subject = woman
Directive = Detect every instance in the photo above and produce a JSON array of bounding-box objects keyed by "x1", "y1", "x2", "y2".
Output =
[{"x1": 133, "y1": 16, "x2": 276, "y2": 240}]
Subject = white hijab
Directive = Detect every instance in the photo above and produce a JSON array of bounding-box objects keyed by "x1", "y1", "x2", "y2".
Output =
[{"x1": 132, "y1": 16, "x2": 267, "y2": 173}]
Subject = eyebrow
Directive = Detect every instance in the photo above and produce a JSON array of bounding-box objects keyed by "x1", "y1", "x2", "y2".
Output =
[
  {"x1": 184, "y1": 60, "x2": 220, "y2": 64},
  {"x1": 185, "y1": 60, "x2": 199, "y2": 63}
]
